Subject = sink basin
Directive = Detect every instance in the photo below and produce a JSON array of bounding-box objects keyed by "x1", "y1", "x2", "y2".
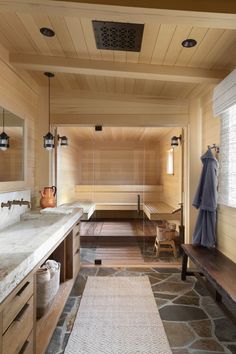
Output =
[{"x1": 20, "y1": 212, "x2": 42, "y2": 221}]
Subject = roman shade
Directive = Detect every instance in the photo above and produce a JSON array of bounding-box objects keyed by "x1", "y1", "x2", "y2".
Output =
[
  {"x1": 213, "y1": 69, "x2": 236, "y2": 208},
  {"x1": 213, "y1": 69, "x2": 236, "y2": 116}
]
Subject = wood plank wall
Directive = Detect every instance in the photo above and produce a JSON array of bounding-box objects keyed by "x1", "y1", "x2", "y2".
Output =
[
  {"x1": 159, "y1": 128, "x2": 182, "y2": 209},
  {"x1": 57, "y1": 128, "x2": 164, "y2": 205},
  {"x1": 201, "y1": 89, "x2": 236, "y2": 262},
  {"x1": 57, "y1": 129, "x2": 80, "y2": 204},
  {"x1": 76, "y1": 143, "x2": 161, "y2": 186}
]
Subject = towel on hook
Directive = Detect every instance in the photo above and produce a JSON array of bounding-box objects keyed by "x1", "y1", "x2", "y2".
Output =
[{"x1": 192, "y1": 148, "x2": 219, "y2": 247}]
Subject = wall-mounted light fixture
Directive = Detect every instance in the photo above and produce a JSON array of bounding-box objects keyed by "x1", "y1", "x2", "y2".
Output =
[
  {"x1": 171, "y1": 135, "x2": 181, "y2": 147},
  {"x1": 43, "y1": 72, "x2": 68, "y2": 150},
  {"x1": 58, "y1": 135, "x2": 68, "y2": 147},
  {"x1": 0, "y1": 109, "x2": 10, "y2": 151}
]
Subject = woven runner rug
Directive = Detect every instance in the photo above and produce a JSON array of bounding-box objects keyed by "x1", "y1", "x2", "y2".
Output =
[{"x1": 64, "y1": 276, "x2": 172, "y2": 354}]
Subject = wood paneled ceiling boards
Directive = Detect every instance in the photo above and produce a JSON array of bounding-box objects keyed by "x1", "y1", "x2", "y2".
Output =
[{"x1": 0, "y1": 0, "x2": 235, "y2": 125}]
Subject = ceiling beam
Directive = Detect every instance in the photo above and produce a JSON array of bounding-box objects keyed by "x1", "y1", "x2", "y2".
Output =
[
  {"x1": 53, "y1": 0, "x2": 236, "y2": 14},
  {"x1": 10, "y1": 54, "x2": 228, "y2": 84},
  {"x1": 51, "y1": 89, "x2": 188, "y2": 105},
  {"x1": 1, "y1": 1, "x2": 236, "y2": 29},
  {"x1": 51, "y1": 113, "x2": 188, "y2": 127}
]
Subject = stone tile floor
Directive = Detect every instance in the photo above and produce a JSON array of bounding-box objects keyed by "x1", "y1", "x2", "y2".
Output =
[{"x1": 46, "y1": 267, "x2": 236, "y2": 354}]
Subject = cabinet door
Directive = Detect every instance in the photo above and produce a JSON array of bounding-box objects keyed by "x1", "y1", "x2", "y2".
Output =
[
  {"x1": 0, "y1": 312, "x2": 2, "y2": 354},
  {"x1": 3, "y1": 278, "x2": 34, "y2": 333},
  {"x1": 73, "y1": 222, "x2": 80, "y2": 278},
  {"x1": 2, "y1": 296, "x2": 34, "y2": 354}
]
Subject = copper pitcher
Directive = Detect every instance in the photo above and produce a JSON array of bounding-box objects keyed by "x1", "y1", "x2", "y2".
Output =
[{"x1": 39, "y1": 186, "x2": 57, "y2": 209}]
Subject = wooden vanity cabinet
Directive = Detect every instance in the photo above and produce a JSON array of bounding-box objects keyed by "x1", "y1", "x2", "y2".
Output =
[
  {"x1": 0, "y1": 220, "x2": 81, "y2": 354},
  {"x1": 73, "y1": 221, "x2": 80, "y2": 278},
  {"x1": 0, "y1": 274, "x2": 35, "y2": 354}
]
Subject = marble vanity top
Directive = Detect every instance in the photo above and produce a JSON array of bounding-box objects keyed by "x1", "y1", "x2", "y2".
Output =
[{"x1": 0, "y1": 208, "x2": 83, "y2": 304}]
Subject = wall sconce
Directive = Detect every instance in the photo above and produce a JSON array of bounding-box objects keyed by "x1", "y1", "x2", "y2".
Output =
[
  {"x1": 43, "y1": 72, "x2": 68, "y2": 150},
  {"x1": 0, "y1": 109, "x2": 10, "y2": 151},
  {"x1": 58, "y1": 135, "x2": 68, "y2": 146},
  {"x1": 171, "y1": 135, "x2": 181, "y2": 147}
]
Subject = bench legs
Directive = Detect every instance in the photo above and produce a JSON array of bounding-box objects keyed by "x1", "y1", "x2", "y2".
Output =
[
  {"x1": 215, "y1": 291, "x2": 222, "y2": 303},
  {"x1": 181, "y1": 252, "x2": 188, "y2": 281}
]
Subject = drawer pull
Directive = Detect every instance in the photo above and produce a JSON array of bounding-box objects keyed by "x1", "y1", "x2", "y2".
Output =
[
  {"x1": 16, "y1": 281, "x2": 30, "y2": 297},
  {"x1": 14, "y1": 303, "x2": 30, "y2": 322},
  {"x1": 19, "y1": 339, "x2": 30, "y2": 354}
]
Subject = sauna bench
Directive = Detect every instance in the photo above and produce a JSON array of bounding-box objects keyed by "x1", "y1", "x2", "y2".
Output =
[
  {"x1": 63, "y1": 201, "x2": 142, "y2": 220},
  {"x1": 143, "y1": 202, "x2": 180, "y2": 221},
  {"x1": 0, "y1": 208, "x2": 83, "y2": 354},
  {"x1": 65, "y1": 201, "x2": 180, "y2": 221},
  {"x1": 95, "y1": 202, "x2": 141, "y2": 211}
]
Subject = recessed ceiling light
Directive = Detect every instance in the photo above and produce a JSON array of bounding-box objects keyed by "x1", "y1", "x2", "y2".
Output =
[
  {"x1": 181, "y1": 38, "x2": 197, "y2": 48},
  {"x1": 40, "y1": 27, "x2": 55, "y2": 37}
]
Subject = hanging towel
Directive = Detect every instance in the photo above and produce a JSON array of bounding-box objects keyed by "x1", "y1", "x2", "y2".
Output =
[{"x1": 192, "y1": 149, "x2": 219, "y2": 247}]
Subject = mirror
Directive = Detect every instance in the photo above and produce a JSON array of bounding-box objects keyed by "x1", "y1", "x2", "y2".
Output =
[{"x1": 0, "y1": 107, "x2": 24, "y2": 182}]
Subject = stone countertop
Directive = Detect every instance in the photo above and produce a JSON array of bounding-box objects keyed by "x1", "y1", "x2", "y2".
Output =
[{"x1": 0, "y1": 208, "x2": 83, "y2": 305}]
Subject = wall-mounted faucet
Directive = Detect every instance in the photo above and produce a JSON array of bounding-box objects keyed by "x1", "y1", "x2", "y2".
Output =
[
  {"x1": 20, "y1": 199, "x2": 31, "y2": 208},
  {"x1": 1, "y1": 198, "x2": 31, "y2": 209},
  {"x1": 1, "y1": 201, "x2": 12, "y2": 210}
]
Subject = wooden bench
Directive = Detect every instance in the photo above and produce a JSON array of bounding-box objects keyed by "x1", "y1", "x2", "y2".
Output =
[
  {"x1": 143, "y1": 202, "x2": 180, "y2": 221},
  {"x1": 182, "y1": 244, "x2": 236, "y2": 319}
]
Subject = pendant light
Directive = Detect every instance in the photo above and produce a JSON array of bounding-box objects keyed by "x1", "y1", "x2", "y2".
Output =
[
  {"x1": 0, "y1": 109, "x2": 10, "y2": 151},
  {"x1": 43, "y1": 72, "x2": 55, "y2": 150},
  {"x1": 43, "y1": 72, "x2": 68, "y2": 150}
]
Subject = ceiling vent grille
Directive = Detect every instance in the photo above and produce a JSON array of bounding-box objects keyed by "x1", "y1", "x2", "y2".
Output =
[{"x1": 92, "y1": 21, "x2": 144, "y2": 52}]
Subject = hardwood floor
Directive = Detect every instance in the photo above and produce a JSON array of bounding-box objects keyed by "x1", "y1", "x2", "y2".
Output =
[{"x1": 80, "y1": 219, "x2": 181, "y2": 266}]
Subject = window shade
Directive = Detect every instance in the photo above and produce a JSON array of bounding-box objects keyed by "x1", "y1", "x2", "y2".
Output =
[{"x1": 218, "y1": 104, "x2": 236, "y2": 207}]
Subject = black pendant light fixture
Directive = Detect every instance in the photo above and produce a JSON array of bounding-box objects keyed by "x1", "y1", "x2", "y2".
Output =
[
  {"x1": 0, "y1": 109, "x2": 10, "y2": 151},
  {"x1": 43, "y1": 72, "x2": 69, "y2": 150},
  {"x1": 43, "y1": 72, "x2": 55, "y2": 150}
]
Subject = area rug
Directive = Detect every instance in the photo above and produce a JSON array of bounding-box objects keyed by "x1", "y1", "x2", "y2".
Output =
[{"x1": 64, "y1": 276, "x2": 172, "y2": 354}]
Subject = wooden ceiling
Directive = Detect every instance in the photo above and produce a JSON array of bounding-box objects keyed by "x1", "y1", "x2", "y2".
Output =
[
  {"x1": 0, "y1": 1, "x2": 236, "y2": 99},
  {"x1": 59, "y1": 126, "x2": 172, "y2": 144}
]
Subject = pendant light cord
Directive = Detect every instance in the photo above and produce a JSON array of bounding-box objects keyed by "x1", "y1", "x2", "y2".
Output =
[
  {"x1": 2, "y1": 109, "x2": 5, "y2": 132},
  {"x1": 48, "y1": 75, "x2": 51, "y2": 131}
]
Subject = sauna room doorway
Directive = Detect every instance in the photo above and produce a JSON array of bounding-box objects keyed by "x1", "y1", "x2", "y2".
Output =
[{"x1": 56, "y1": 126, "x2": 184, "y2": 267}]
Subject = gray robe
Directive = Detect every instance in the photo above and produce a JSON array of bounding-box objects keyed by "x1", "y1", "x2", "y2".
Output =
[{"x1": 192, "y1": 149, "x2": 219, "y2": 248}]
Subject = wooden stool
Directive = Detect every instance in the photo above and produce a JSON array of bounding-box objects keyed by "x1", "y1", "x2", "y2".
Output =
[{"x1": 154, "y1": 238, "x2": 178, "y2": 258}]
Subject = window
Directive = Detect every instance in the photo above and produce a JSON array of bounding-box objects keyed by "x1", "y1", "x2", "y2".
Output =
[
  {"x1": 218, "y1": 104, "x2": 236, "y2": 207},
  {"x1": 166, "y1": 148, "x2": 174, "y2": 175}
]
